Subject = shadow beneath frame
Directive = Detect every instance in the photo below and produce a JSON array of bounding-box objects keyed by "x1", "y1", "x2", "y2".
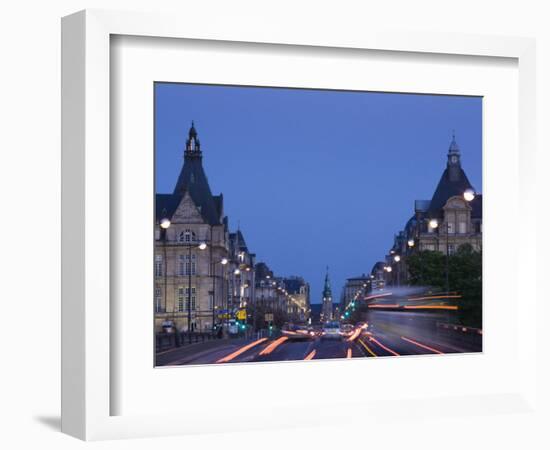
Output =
[{"x1": 34, "y1": 415, "x2": 61, "y2": 432}]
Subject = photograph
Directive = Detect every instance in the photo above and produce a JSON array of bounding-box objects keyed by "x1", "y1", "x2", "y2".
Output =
[{"x1": 153, "y1": 83, "x2": 483, "y2": 366}]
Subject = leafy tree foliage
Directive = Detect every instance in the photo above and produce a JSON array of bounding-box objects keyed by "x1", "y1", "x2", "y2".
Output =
[{"x1": 407, "y1": 244, "x2": 482, "y2": 328}]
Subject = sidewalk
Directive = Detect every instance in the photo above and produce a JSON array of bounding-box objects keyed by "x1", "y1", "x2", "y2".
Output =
[{"x1": 155, "y1": 337, "x2": 251, "y2": 366}]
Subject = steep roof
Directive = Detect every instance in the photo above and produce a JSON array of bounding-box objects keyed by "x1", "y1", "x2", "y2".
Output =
[
  {"x1": 470, "y1": 194, "x2": 482, "y2": 219},
  {"x1": 284, "y1": 277, "x2": 307, "y2": 294},
  {"x1": 155, "y1": 193, "x2": 182, "y2": 221},
  {"x1": 170, "y1": 123, "x2": 222, "y2": 225},
  {"x1": 427, "y1": 167, "x2": 474, "y2": 217}
]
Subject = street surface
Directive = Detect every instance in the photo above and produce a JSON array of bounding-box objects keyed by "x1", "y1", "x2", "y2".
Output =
[{"x1": 156, "y1": 309, "x2": 481, "y2": 366}]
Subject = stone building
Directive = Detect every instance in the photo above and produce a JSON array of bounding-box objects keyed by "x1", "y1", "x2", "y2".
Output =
[
  {"x1": 340, "y1": 274, "x2": 372, "y2": 309},
  {"x1": 154, "y1": 123, "x2": 230, "y2": 332},
  {"x1": 282, "y1": 276, "x2": 311, "y2": 322},
  {"x1": 385, "y1": 134, "x2": 482, "y2": 285},
  {"x1": 227, "y1": 230, "x2": 256, "y2": 313}
]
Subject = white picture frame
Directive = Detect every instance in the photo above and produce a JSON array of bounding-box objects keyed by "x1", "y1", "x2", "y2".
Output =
[{"x1": 61, "y1": 9, "x2": 538, "y2": 441}]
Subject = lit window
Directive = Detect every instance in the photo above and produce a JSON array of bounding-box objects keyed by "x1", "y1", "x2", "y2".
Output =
[
  {"x1": 177, "y1": 287, "x2": 185, "y2": 312},
  {"x1": 155, "y1": 286, "x2": 162, "y2": 312},
  {"x1": 178, "y1": 255, "x2": 186, "y2": 276},
  {"x1": 458, "y1": 222, "x2": 467, "y2": 234},
  {"x1": 155, "y1": 254, "x2": 163, "y2": 276},
  {"x1": 185, "y1": 287, "x2": 197, "y2": 310},
  {"x1": 447, "y1": 222, "x2": 455, "y2": 234}
]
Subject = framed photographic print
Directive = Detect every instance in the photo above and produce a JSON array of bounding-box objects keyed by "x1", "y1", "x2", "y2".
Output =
[
  {"x1": 152, "y1": 83, "x2": 483, "y2": 368},
  {"x1": 62, "y1": 9, "x2": 539, "y2": 442}
]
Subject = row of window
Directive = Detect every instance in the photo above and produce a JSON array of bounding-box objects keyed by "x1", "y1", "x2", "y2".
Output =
[
  {"x1": 155, "y1": 287, "x2": 220, "y2": 313},
  {"x1": 154, "y1": 254, "x2": 198, "y2": 276},
  {"x1": 154, "y1": 286, "x2": 197, "y2": 312}
]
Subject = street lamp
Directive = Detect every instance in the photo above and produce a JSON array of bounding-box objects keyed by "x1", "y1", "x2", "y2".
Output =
[
  {"x1": 429, "y1": 218, "x2": 439, "y2": 229},
  {"x1": 185, "y1": 240, "x2": 207, "y2": 333},
  {"x1": 393, "y1": 255, "x2": 401, "y2": 262},
  {"x1": 463, "y1": 188, "x2": 475, "y2": 202},
  {"x1": 407, "y1": 239, "x2": 415, "y2": 248},
  {"x1": 159, "y1": 216, "x2": 171, "y2": 324},
  {"x1": 211, "y1": 257, "x2": 229, "y2": 333}
]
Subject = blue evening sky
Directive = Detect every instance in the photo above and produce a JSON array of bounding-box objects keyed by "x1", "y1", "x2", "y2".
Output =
[{"x1": 155, "y1": 83, "x2": 482, "y2": 304}]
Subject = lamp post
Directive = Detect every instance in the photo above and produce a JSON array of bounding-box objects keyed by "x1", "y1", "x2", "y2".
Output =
[
  {"x1": 211, "y1": 257, "x2": 228, "y2": 334},
  {"x1": 393, "y1": 254, "x2": 401, "y2": 287},
  {"x1": 184, "y1": 240, "x2": 207, "y2": 333},
  {"x1": 159, "y1": 217, "x2": 171, "y2": 317}
]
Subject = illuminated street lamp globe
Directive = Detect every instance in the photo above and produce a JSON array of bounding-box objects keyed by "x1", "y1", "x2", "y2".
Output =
[
  {"x1": 220, "y1": 258, "x2": 228, "y2": 265},
  {"x1": 407, "y1": 239, "x2": 415, "y2": 247},
  {"x1": 198, "y1": 242, "x2": 207, "y2": 250},
  {"x1": 160, "y1": 217, "x2": 171, "y2": 229},
  {"x1": 386, "y1": 266, "x2": 393, "y2": 273},
  {"x1": 429, "y1": 219, "x2": 439, "y2": 229},
  {"x1": 234, "y1": 268, "x2": 241, "y2": 275},
  {"x1": 394, "y1": 255, "x2": 401, "y2": 262},
  {"x1": 464, "y1": 189, "x2": 475, "y2": 202}
]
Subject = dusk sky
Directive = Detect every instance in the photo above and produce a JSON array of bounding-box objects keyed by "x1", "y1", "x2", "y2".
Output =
[{"x1": 155, "y1": 83, "x2": 482, "y2": 304}]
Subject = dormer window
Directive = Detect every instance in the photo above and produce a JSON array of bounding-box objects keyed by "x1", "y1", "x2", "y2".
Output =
[{"x1": 179, "y1": 229, "x2": 196, "y2": 243}]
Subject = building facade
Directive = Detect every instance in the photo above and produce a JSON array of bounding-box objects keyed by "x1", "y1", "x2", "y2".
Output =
[
  {"x1": 282, "y1": 276, "x2": 311, "y2": 323},
  {"x1": 155, "y1": 123, "x2": 230, "y2": 332},
  {"x1": 340, "y1": 274, "x2": 372, "y2": 309},
  {"x1": 383, "y1": 134, "x2": 482, "y2": 285}
]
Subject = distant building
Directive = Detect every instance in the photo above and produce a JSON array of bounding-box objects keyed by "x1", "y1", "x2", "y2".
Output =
[
  {"x1": 320, "y1": 269, "x2": 333, "y2": 322},
  {"x1": 254, "y1": 262, "x2": 282, "y2": 313},
  {"x1": 283, "y1": 276, "x2": 311, "y2": 322},
  {"x1": 228, "y1": 230, "x2": 255, "y2": 311},
  {"x1": 341, "y1": 274, "x2": 371, "y2": 309}
]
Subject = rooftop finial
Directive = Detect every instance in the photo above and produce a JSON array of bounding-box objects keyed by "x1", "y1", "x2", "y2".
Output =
[
  {"x1": 185, "y1": 120, "x2": 201, "y2": 156},
  {"x1": 448, "y1": 130, "x2": 460, "y2": 154}
]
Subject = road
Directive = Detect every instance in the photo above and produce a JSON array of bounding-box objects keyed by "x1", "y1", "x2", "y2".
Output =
[{"x1": 156, "y1": 309, "x2": 481, "y2": 366}]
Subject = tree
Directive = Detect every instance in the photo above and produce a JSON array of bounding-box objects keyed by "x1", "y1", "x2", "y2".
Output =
[{"x1": 407, "y1": 244, "x2": 482, "y2": 328}]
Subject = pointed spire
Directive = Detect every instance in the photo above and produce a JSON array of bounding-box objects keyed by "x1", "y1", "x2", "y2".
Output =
[
  {"x1": 323, "y1": 266, "x2": 332, "y2": 298},
  {"x1": 185, "y1": 120, "x2": 201, "y2": 158},
  {"x1": 448, "y1": 130, "x2": 460, "y2": 154}
]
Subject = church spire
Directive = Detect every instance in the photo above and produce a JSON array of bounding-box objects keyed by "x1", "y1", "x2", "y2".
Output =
[
  {"x1": 323, "y1": 266, "x2": 332, "y2": 298},
  {"x1": 184, "y1": 120, "x2": 202, "y2": 158},
  {"x1": 321, "y1": 266, "x2": 333, "y2": 322}
]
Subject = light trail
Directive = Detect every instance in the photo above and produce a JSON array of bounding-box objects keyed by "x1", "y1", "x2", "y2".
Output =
[
  {"x1": 407, "y1": 295, "x2": 462, "y2": 301},
  {"x1": 401, "y1": 336, "x2": 444, "y2": 354},
  {"x1": 369, "y1": 337, "x2": 400, "y2": 356},
  {"x1": 364, "y1": 292, "x2": 393, "y2": 301},
  {"x1": 357, "y1": 338, "x2": 377, "y2": 357},
  {"x1": 346, "y1": 348, "x2": 353, "y2": 359},
  {"x1": 304, "y1": 350, "x2": 316, "y2": 360},
  {"x1": 258, "y1": 336, "x2": 288, "y2": 356},
  {"x1": 347, "y1": 328, "x2": 362, "y2": 342},
  {"x1": 403, "y1": 305, "x2": 458, "y2": 310},
  {"x1": 368, "y1": 304, "x2": 400, "y2": 309},
  {"x1": 217, "y1": 338, "x2": 268, "y2": 363}
]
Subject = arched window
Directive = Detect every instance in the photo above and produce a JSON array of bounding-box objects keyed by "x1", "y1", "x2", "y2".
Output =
[{"x1": 179, "y1": 229, "x2": 197, "y2": 243}]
